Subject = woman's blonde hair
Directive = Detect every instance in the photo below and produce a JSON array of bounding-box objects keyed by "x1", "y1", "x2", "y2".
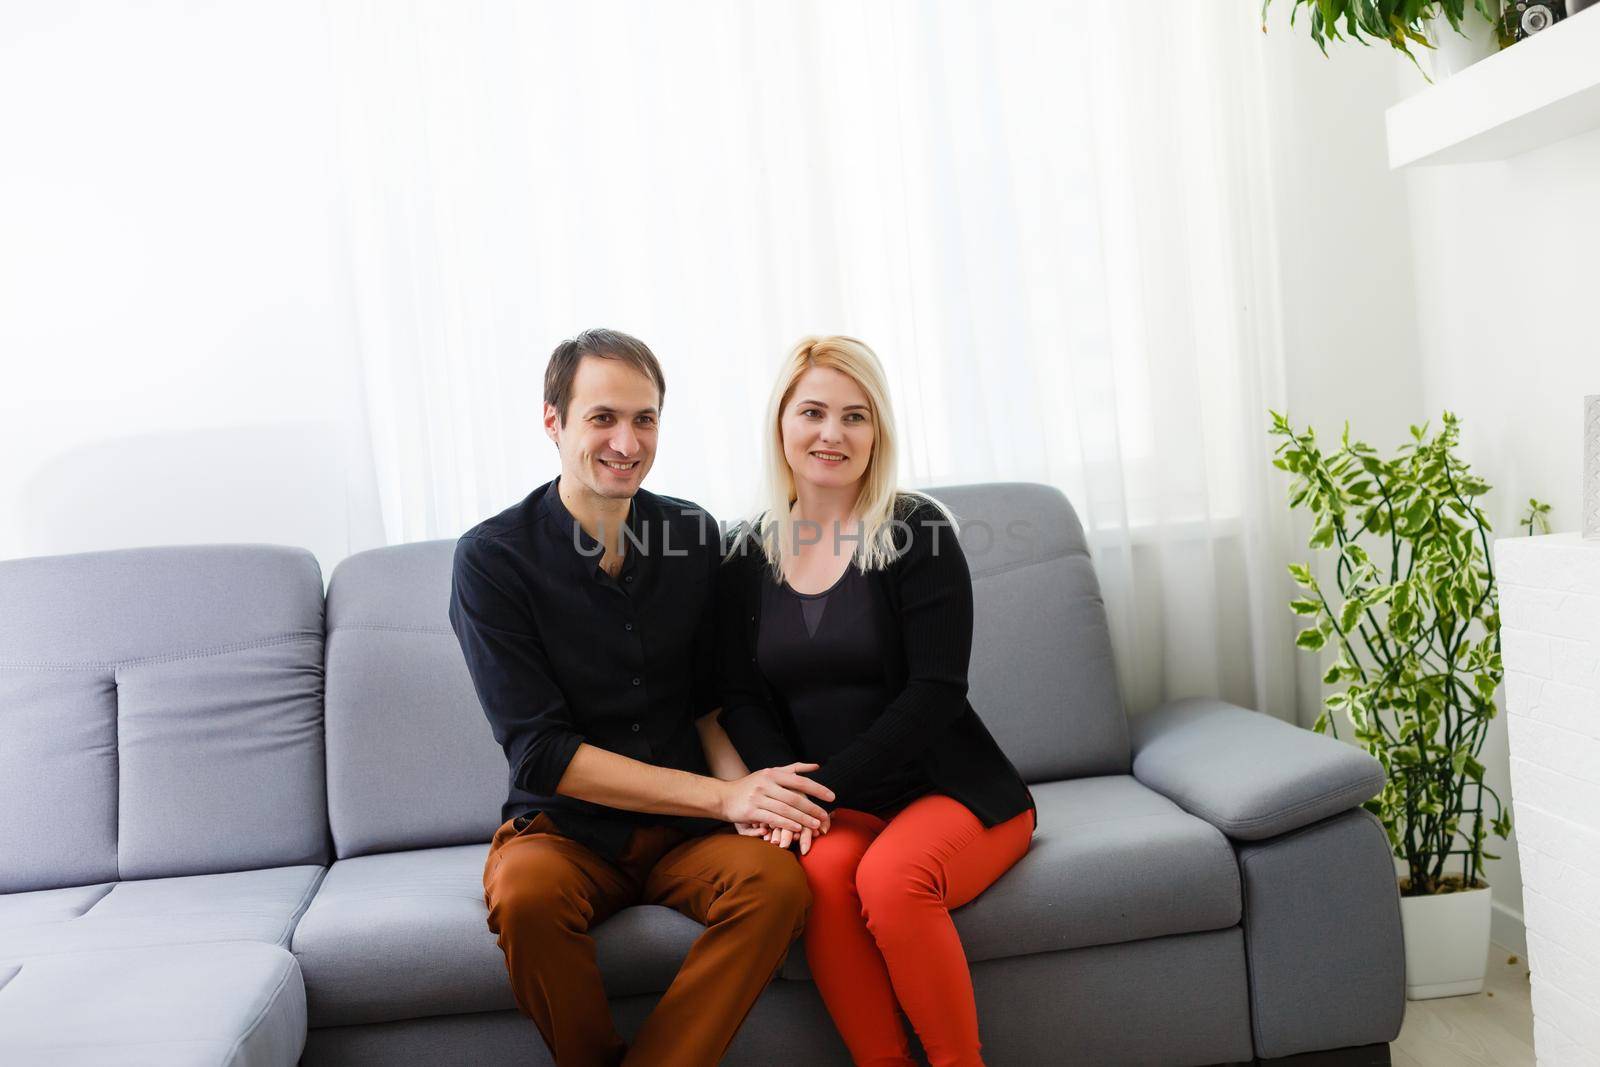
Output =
[{"x1": 745, "y1": 334, "x2": 947, "y2": 577}]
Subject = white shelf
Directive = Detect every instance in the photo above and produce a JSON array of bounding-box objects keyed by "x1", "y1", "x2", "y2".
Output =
[{"x1": 1386, "y1": 7, "x2": 1600, "y2": 168}]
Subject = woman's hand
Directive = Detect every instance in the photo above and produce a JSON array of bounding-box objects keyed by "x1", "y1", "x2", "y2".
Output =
[{"x1": 754, "y1": 823, "x2": 817, "y2": 855}]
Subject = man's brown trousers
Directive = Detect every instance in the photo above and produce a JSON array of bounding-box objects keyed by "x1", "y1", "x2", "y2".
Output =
[{"x1": 483, "y1": 814, "x2": 811, "y2": 1067}]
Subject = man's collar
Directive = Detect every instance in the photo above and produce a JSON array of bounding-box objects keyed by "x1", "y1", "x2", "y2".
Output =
[{"x1": 539, "y1": 477, "x2": 648, "y2": 564}]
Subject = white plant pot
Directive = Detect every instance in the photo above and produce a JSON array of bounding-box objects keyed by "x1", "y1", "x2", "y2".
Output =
[
  {"x1": 1422, "y1": 9, "x2": 1501, "y2": 79},
  {"x1": 1397, "y1": 881, "x2": 1492, "y2": 999}
]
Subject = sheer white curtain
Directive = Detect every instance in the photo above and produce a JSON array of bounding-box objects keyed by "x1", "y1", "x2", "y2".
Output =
[{"x1": 329, "y1": 0, "x2": 1298, "y2": 720}]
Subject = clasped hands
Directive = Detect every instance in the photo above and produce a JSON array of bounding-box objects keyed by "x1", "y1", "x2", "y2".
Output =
[{"x1": 718, "y1": 762, "x2": 834, "y2": 856}]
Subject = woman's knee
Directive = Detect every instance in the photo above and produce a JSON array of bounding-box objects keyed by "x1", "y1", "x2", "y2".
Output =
[
  {"x1": 798, "y1": 837, "x2": 868, "y2": 896},
  {"x1": 854, "y1": 846, "x2": 939, "y2": 923},
  {"x1": 799, "y1": 810, "x2": 880, "y2": 886}
]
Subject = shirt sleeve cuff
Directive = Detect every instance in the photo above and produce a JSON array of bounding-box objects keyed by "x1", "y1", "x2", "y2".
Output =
[{"x1": 517, "y1": 729, "x2": 587, "y2": 797}]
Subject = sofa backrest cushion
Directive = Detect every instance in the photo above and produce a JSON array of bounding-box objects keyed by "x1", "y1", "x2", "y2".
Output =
[
  {"x1": 933, "y1": 482, "x2": 1130, "y2": 782},
  {"x1": 0, "y1": 545, "x2": 329, "y2": 893},
  {"x1": 322, "y1": 542, "x2": 505, "y2": 859}
]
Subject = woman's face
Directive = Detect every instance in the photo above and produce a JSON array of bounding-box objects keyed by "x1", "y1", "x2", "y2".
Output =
[{"x1": 781, "y1": 365, "x2": 875, "y2": 496}]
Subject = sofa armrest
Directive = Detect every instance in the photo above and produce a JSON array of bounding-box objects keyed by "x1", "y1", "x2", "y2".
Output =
[{"x1": 1130, "y1": 697, "x2": 1385, "y2": 841}]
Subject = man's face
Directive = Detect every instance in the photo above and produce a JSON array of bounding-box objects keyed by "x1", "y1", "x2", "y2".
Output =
[{"x1": 545, "y1": 355, "x2": 660, "y2": 504}]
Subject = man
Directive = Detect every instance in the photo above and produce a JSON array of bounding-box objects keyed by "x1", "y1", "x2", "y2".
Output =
[{"x1": 449, "y1": 328, "x2": 834, "y2": 1067}]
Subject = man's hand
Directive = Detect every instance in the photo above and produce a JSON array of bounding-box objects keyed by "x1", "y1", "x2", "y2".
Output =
[{"x1": 717, "y1": 763, "x2": 835, "y2": 834}]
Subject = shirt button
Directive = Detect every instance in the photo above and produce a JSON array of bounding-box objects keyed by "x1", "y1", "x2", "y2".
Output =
[
  {"x1": 625, "y1": 622, "x2": 634, "y2": 631},
  {"x1": 632, "y1": 722, "x2": 641, "y2": 732},
  {"x1": 632, "y1": 677, "x2": 641, "y2": 686},
  {"x1": 624, "y1": 575, "x2": 634, "y2": 583}
]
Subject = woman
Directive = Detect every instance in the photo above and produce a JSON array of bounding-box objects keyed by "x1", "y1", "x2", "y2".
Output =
[{"x1": 704, "y1": 335, "x2": 1035, "y2": 1067}]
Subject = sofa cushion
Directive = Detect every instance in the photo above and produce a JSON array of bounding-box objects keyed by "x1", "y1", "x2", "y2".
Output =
[
  {"x1": 0, "y1": 544, "x2": 330, "y2": 893},
  {"x1": 781, "y1": 774, "x2": 1241, "y2": 979},
  {"x1": 0, "y1": 865, "x2": 324, "y2": 959},
  {"x1": 322, "y1": 542, "x2": 507, "y2": 860},
  {"x1": 0, "y1": 942, "x2": 306, "y2": 1067},
  {"x1": 293, "y1": 778, "x2": 1239, "y2": 1013},
  {"x1": 291, "y1": 844, "x2": 706, "y2": 1027},
  {"x1": 934, "y1": 482, "x2": 1132, "y2": 783}
]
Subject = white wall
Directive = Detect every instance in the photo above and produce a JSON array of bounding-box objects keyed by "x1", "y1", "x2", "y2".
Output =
[
  {"x1": 1405, "y1": 113, "x2": 1600, "y2": 956},
  {"x1": 1407, "y1": 129, "x2": 1600, "y2": 533},
  {"x1": 1261, "y1": 41, "x2": 1426, "y2": 455},
  {"x1": 0, "y1": 2, "x2": 384, "y2": 583},
  {"x1": 1256, "y1": 34, "x2": 1428, "y2": 726}
]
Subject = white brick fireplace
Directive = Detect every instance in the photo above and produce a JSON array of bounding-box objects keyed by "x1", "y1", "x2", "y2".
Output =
[{"x1": 1496, "y1": 533, "x2": 1600, "y2": 1065}]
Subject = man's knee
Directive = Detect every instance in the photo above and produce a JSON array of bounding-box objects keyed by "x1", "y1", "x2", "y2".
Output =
[
  {"x1": 486, "y1": 851, "x2": 594, "y2": 935},
  {"x1": 731, "y1": 841, "x2": 812, "y2": 928}
]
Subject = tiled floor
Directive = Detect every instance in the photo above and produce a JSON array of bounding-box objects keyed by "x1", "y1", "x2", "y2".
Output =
[{"x1": 1392, "y1": 945, "x2": 1535, "y2": 1067}]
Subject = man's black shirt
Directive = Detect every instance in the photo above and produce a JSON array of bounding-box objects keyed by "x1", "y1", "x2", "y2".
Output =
[{"x1": 448, "y1": 478, "x2": 723, "y2": 859}]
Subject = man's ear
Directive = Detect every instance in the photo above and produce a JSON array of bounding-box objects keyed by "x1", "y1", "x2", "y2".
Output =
[{"x1": 542, "y1": 401, "x2": 562, "y2": 446}]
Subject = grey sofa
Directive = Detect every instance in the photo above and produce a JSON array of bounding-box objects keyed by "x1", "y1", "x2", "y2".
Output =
[{"x1": 0, "y1": 482, "x2": 1404, "y2": 1065}]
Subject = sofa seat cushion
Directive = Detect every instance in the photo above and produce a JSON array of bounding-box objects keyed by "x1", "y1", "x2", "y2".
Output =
[
  {"x1": 0, "y1": 865, "x2": 324, "y2": 959},
  {"x1": 291, "y1": 844, "x2": 708, "y2": 1027},
  {"x1": 0, "y1": 942, "x2": 306, "y2": 1066},
  {"x1": 782, "y1": 774, "x2": 1242, "y2": 979}
]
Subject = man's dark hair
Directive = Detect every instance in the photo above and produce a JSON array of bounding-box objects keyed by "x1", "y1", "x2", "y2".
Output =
[{"x1": 544, "y1": 328, "x2": 666, "y2": 425}]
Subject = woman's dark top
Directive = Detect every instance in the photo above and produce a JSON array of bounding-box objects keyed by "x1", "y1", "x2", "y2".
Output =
[
  {"x1": 718, "y1": 497, "x2": 1034, "y2": 827},
  {"x1": 758, "y1": 564, "x2": 932, "y2": 816}
]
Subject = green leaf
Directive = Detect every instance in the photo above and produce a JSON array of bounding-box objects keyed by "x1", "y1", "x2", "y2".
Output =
[
  {"x1": 1339, "y1": 599, "x2": 1363, "y2": 632},
  {"x1": 1288, "y1": 562, "x2": 1314, "y2": 585},
  {"x1": 1312, "y1": 711, "x2": 1331, "y2": 735},
  {"x1": 1290, "y1": 598, "x2": 1322, "y2": 615},
  {"x1": 1296, "y1": 628, "x2": 1328, "y2": 651}
]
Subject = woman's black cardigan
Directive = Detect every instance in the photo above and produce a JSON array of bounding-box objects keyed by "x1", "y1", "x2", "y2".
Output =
[{"x1": 716, "y1": 500, "x2": 1035, "y2": 827}]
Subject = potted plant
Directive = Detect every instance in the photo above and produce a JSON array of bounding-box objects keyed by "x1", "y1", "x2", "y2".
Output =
[
  {"x1": 1268, "y1": 411, "x2": 1535, "y2": 1000},
  {"x1": 1260, "y1": 0, "x2": 1504, "y2": 81}
]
